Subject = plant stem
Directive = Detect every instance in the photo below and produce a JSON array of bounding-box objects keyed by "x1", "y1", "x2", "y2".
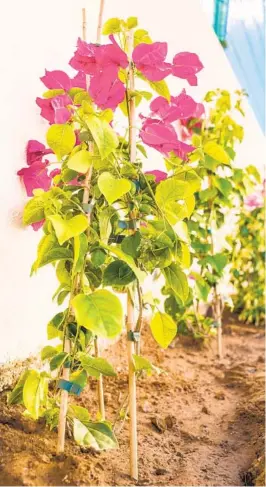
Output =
[
  {"x1": 208, "y1": 176, "x2": 223, "y2": 359},
  {"x1": 135, "y1": 282, "x2": 143, "y2": 355},
  {"x1": 126, "y1": 30, "x2": 138, "y2": 481}
]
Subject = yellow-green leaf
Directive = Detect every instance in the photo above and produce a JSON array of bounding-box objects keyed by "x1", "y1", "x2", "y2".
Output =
[
  {"x1": 72, "y1": 290, "x2": 123, "y2": 339},
  {"x1": 48, "y1": 214, "x2": 89, "y2": 245},
  {"x1": 102, "y1": 18, "x2": 122, "y2": 35},
  {"x1": 98, "y1": 172, "x2": 131, "y2": 204},
  {"x1": 85, "y1": 115, "x2": 119, "y2": 159},
  {"x1": 203, "y1": 141, "x2": 230, "y2": 165},
  {"x1": 150, "y1": 312, "x2": 177, "y2": 349},
  {"x1": 46, "y1": 124, "x2": 76, "y2": 160},
  {"x1": 67, "y1": 149, "x2": 93, "y2": 174}
]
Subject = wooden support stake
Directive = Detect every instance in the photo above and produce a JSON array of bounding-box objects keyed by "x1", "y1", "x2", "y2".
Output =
[
  {"x1": 82, "y1": 2, "x2": 106, "y2": 420},
  {"x1": 57, "y1": 3, "x2": 106, "y2": 454},
  {"x1": 126, "y1": 30, "x2": 138, "y2": 481},
  {"x1": 57, "y1": 337, "x2": 70, "y2": 454}
]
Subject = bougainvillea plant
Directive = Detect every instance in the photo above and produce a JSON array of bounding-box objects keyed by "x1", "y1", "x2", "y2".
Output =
[
  {"x1": 9, "y1": 6, "x2": 204, "y2": 479},
  {"x1": 163, "y1": 89, "x2": 259, "y2": 356},
  {"x1": 228, "y1": 185, "x2": 264, "y2": 326}
]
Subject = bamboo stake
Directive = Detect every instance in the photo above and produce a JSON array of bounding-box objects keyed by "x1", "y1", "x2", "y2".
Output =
[
  {"x1": 82, "y1": 2, "x2": 106, "y2": 420},
  {"x1": 57, "y1": 338, "x2": 70, "y2": 454},
  {"x1": 126, "y1": 30, "x2": 138, "y2": 481}
]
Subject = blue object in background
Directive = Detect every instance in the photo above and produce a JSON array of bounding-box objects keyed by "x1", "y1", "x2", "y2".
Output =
[
  {"x1": 213, "y1": 0, "x2": 230, "y2": 42},
  {"x1": 201, "y1": 0, "x2": 265, "y2": 133}
]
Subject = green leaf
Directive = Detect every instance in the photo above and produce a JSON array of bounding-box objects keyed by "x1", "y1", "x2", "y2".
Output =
[
  {"x1": 73, "y1": 233, "x2": 88, "y2": 275},
  {"x1": 23, "y1": 195, "x2": 45, "y2": 225},
  {"x1": 214, "y1": 177, "x2": 232, "y2": 197},
  {"x1": 98, "y1": 172, "x2": 131, "y2": 204},
  {"x1": 72, "y1": 290, "x2": 123, "y2": 339},
  {"x1": 46, "y1": 124, "x2": 76, "y2": 160},
  {"x1": 101, "y1": 243, "x2": 146, "y2": 283},
  {"x1": 102, "y1": 18, "x2": 122, "y2": 35},
  {"x1": 43, "y1": 89, "x2": 65, "y2": 98},
  {"x1": 85, "y1": 262, "x2": 103, "y2": 289},
  {"x1": 198, "y1": 187, "x2": 218, "y2": 202},
  {"x1": 126, "y1": 16, "x2": 138, "y2": 29},
  {"x1": 91, "y1": 249, "x2": 106, "y2": 268},
  {"x1": 23, "y1": 370, "x2": 47, "y2": 420},
  {"x1": 132, "y1": 354, "x2": 154, "y2": 372},
  {"x1": 183, "y1": 195, "x2": 195, "y2": 218},
  {"x1": 200, "y1": 253, "x2": 228, "y2": 275},
  {"x1": 8, "y1": 371, "x2": 30, "y2": 405},
  {"x1": 69, "y1": 405, "x2": 90, "y2": 423},
  {"x1": 150, "y1": 312, "x2": 177, "y2": 348},
  {"x1": 121, "y1": 231, "x2": 141, "y2": 258},
  {"x1": 203, "y1": 141, "x2": 230, "y2": 165},
  {"x1": 246, "y1": 164, "x2": 261, "y2": 183},
  {"x1": 103, "y1": 260, "x2": 136, "y2": 287},
  {"x1": 41, "y1": 346, "x2": 57, "y2": 361},
  {"x1": 86, "y1": 115, "x2": 119, "y2": 159},
  {"x1": 49, "y1": 214, "x2": 89, "y2": 245},
  {"x1": 73, "y1": 419, "x2": 118, "y2": 450},
  {"x1": 147, "y1": 79, "x2": 170, "y2": 102},
  {"x1": 99, "y1": 207, "x2": 115, "y2": 242},
  {"x1": 211, "y1": 253, "x2": 228, "y2": 273},
  {"x1": 156, "y1": 177, "x2": 191, "y2": 205},
  {"x1": 50, "y1": 352, "x2": 68, "y2": 371},
  {"x1": 74, "y1": 91, "x2": 92, "y2": 105},
  {"x1": 31, "y1": 234, "x2": 56, "y2": 273},
  {"x1": 35, "y1": 247, "x2": 73, "y2": 269},
  {"x1": 163, "y1": 264, "x2": 189, "y2": 304},
  {"x1": 47, "y1": 312, "x2": 65, "y2": 339},
  {"x1": 70, "y1": 370, "x2": 88, "y2": 388},
  {"x1": 175, "y1": 169, "x2": 201, "y2": 194},
  {"x1": 180, "y1": 242, "x2": 191, "y2": 269},
  {"x1": 134, "y1": 29, "x2": 152, "y2": 47},
  {"x1": 56, "y1": 260, "x2": 71, "y2": 285},
  {"x1": 79, "y1": 354, "x2": 116, "y2": 377},
  {"x1": 67, "y1": 149, "x2": 93, "y2": 174}
]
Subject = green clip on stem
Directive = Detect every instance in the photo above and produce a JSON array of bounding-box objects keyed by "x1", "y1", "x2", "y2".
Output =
[
  {"x1": 83, "y1": 203, "x2": 94, "y2": 214},
  {"x1": 127, "y1": 330, "x2": 140, "y2": 342},
  {"x1": 58, "y1": 379, "x2": 83, "y2": 396}
]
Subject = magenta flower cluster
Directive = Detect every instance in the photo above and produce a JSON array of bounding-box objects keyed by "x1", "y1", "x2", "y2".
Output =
[{"x1": 17, "y1": 35, "x2": 204, "y2": 230}]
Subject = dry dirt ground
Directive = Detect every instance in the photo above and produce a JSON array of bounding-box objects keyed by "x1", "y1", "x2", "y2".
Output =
[{"x1": 0, "y1": 321, "x2": 264, "y2": 487}]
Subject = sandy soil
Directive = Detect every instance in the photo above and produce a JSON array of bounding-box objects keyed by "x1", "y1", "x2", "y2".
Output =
[{"x1": 0, "y1": 321, "x2": 264, "y2": 487}]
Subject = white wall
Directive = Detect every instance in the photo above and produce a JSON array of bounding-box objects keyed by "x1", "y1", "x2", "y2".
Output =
[{"x1": 0, "y1": 0, "x2": 265, "y2": 362}]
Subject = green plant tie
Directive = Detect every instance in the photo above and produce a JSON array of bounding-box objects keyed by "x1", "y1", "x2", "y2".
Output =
[
  {"x1": 82, "y1": 203, "x2": 94, "y2": 214},
  {"x1": 58, "y1": 379, "x2": 83, "y2": 396},
  {"x1": 127, "y1": 330, "x2": 140, "y2": 342}
]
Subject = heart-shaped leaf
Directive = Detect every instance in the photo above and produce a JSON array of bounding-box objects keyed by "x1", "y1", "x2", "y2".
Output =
[
  {"x1": 98, "y1": 172, "x2": 131, "y2": 204},
  {"x1": 46, "y1": 124, "x2": 76, "y2": 160},
  {"x1": 48, "y1": 214, "x2": 89, "y2": 245},
  {"x1": 150, "y1": 312, "x2": 177, "y2": 349},
  {"x1": 72, "y1": 290, "x2": 123, "y2": 339},
  {"x1": 85, "y1": 115, "x2": 119, "y2": 159},
  {"x1": 67, "y1": 149, "x2": 93, "y2": 174},
  {"x1": 203, "y1": 141, "x2": 230, "y2": 165}
]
